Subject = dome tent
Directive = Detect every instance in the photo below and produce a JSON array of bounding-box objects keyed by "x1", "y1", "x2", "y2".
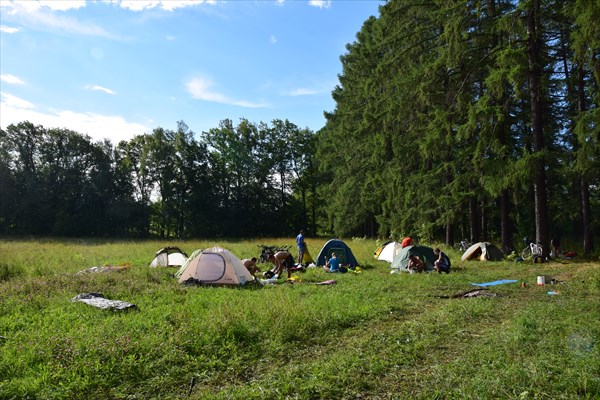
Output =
[
  {"x1": 316, "y1": 239, "x2": 359, "y2": 266},
  {"x1": 461, "y1": 242, "x2": 504, "y2": 261},
  {"x1": 373, "y1": 241, "x2": 402, "y2": 263},
  {"x1": 149, "y1": 246, "x2": 188, "y2": 267},
  {"x1": 175, "y1": 247, "x2": 254, "y2": 285},
  {"x1": 390, "y1": 245, "x2": 436, "y2": 272}
]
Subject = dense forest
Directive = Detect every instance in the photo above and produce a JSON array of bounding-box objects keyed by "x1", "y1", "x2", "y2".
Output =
[
  {"x1": 319, "y1": 0, "x2": 599, "y2": 256},
  {"x1": 0, "y1": 119, "x2": 317, "y2": 238},
  {"x1": 1, "y1": 0, "x2": 598, "y2": 256}
]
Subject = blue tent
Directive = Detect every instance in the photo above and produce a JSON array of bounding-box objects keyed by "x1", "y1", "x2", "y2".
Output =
[{"x1": 316, "y1": 239, "x2": 359, "y2": 266}]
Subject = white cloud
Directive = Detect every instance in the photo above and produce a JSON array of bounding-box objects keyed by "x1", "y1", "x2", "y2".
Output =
[
  {"x1": 270, "y1": 34, "x2": 277, "y2": 44},
  {"x1": 185, "y1": 77, "x2": 265, "y2": 108},
  {"x1": 118, "y1": 0, "x2": 216, "y2": 12},
  {"x1": 0, "y1": 92, "x2": 148, "y2": 143},
  {"x1": 0, "y1": 25, "x2": 19, "y2": 33},
  {"x1": 0, "y1": 74, "x2": 26, "y2": 85},
  {"x1": 286, "y1": 87, "x2": 320, "y2": 96},
  {"x1": 0, "y1": 1, "x2": 86, "y2": 14},
  {"x1": 38, "y1": 1, "x2": 86, "y2": 11},
  {"x1": 0, "y1": 1, "x2": 118, "y2": 39},
  {"x1": 85, "y1": 84, "x2": 116, "y2": 95},
  {"x1": 166, "y1": 34, "x2": 175, "y2": 40},
  {"x1": 1, "y1": 92, "x2": 34, "y2": 109},
  {"x1": 308, "y1": 0, "x2": 331, "y2": 9}
]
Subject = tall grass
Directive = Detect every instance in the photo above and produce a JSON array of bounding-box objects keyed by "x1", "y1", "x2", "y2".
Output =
[{"x1": 0, "y1": 238, "x2": 599, "y2": 399}]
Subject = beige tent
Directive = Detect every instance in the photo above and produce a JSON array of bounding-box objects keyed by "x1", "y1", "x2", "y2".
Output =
[
  {"x1": 149, "y1": 246, "x2": 188, "y2": 267},
  {"x1": 461, "y1": 242, "x2": 504, "y2": 261},
  {"x1": 175, "y1": 247, "x2": 254, "y2": 285}
]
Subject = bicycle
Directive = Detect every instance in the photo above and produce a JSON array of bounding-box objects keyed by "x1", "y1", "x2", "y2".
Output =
[
  {"x1": 521, "y1": 237, "x2": 544, "y2": 263},
  {"x1": 454, "y1": 239, "x2": 472, "y2": 253}
]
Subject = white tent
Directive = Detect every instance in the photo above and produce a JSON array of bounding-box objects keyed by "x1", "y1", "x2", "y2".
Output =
[
  {"x1": 461, "y1": 242, "x2": 504, "y2": 261},
  {"x1": 373, "y1": 241, "x2": 402, "y2": 263},
  {"x1": 175, "y1": 247, "x2": 254, "y2": 285},
  {"x1": 149, "y1": 247, "x2": 188, "y2": 267}
]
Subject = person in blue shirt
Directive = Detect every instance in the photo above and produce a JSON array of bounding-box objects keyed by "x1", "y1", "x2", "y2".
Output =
[
  {"x1": 296, "y1": 229, "x2": 307, "y2": 264},
  {"x1": 323, "y1": 252, "x2": 340, "y2": 272}
]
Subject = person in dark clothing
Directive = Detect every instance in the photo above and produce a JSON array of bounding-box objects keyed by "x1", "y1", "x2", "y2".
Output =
[{"x1": 433, "y1": 248, "x2": 451, "y2": 273}]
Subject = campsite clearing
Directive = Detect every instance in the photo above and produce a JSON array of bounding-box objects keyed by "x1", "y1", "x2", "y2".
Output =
[{"x1": 1, "y1": 238, "x2": 598, "y2": 399}]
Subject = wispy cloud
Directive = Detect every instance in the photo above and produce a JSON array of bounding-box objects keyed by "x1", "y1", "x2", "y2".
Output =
[
  {"x1": 309, "y1": 0, "x2": 331, "y2": 9},
  {"x1": 0, "y1": 1, "x2": 86, "y2": 14},
  {"x1": 0, "y1": 25, "x2": 19, "y2": 33},
  {"x1": 85, "y1": 85, "x2": 116, "y2": 95},
  {"x1": 0, "y1": 1, "x2": 119, "y2": 39},
  {"x1": 285, "y1": 87, "x2": 321, "y2": 96},
  {"x1": 0, "y1": 92, "x2": 148, "y2": 143},
  {"x1": 118, "y1": 0, "x2": 216, "y2": 12},
  {"x1": 1, "y1": 92, "x2": 34, "y2": 109},
  {"x1": 0, "y1": 74, "x2": 26, "y2": 85},
  {"x1": 270, "y1": 34, "x2": 277, "y2": 44},
  {"x1": 185, "y1": 77, "x2": 265, "y2": 108}
]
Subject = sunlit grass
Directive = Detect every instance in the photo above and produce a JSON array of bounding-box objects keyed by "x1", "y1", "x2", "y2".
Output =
[{"x1": 0, "y1": 238, "x2": 598, "y2": 399}]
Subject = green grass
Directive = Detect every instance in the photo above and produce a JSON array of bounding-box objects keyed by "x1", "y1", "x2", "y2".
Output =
[{"x1": 1, "y1": 237, "x2": 599, "y2": 399}]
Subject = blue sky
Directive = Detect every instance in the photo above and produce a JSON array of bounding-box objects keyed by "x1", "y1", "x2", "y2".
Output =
[{"x1": 0, "y1": 0, "x2": 383, "y2": 144}]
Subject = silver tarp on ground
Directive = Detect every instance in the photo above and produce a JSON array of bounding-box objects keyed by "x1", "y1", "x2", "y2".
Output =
[{"x1": 71, "y1": 292, "x2": 137, "y2": 310}]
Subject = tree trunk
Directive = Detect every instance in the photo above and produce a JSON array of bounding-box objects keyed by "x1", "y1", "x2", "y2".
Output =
[
  {"x1": 500, "y1": 189, "x2": 513, "y2": 253},
  {"x1": 580, "y1": 177, "x2": 593, "y2": 256},
  {"x1": 527, "y1": 0, "x2": 550, "y2": 256},
  {"x1": 469, "y1": 196, "x2": 479, "y2": 243},
  {"x1": 577, "y1": 64, "x2": 594, "y2": 257},
  {"x1": 480, "y1": 201, "x2": 488, "y2": 242},
  {"x1": 445, "y1": 223, "x2": 453, "y2": 247}
]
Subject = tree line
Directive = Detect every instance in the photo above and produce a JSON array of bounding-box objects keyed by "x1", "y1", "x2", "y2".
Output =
[
  {"x1": 317, "y1": 0, "x2": 598, "y2": 256},
  {"x1": 1, "y1": 0, "x2": 598, "y2": 256},
  {"x1": 0, "y1": 119, "x2": 317, "y2": 238}
]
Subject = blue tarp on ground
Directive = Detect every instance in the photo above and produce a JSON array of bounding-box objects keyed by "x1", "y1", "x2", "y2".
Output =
[{"x1": 470, "y1": 279, "x2": 518, "y2": 287}]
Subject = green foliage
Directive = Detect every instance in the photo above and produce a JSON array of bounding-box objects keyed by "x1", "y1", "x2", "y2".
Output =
[
  {"x1": 1, "y1": 238, "x2": 599, "y2": 399},
  {"x1": 314, "y1": 0, "x2": 599, "y2": 254},
  {"x1": 0, "y1": 262, "x2": 23, "y2": 282},
  {"x1": 0, "y1": 118, "x2": 317, "y2": 238}
]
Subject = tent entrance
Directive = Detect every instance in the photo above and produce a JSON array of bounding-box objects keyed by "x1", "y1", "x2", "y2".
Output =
[{"x1": 194, "y1": 253, "x2": 226, "y2": 282}]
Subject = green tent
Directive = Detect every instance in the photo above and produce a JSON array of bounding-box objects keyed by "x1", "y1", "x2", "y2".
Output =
[{"x1": 390, "y1": 245, "x2": 436, "y2": 272}]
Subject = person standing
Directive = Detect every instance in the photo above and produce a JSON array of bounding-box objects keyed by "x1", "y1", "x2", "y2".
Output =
[{"x1": 296, "y1": 229, "x2": 307, "y2": 264}]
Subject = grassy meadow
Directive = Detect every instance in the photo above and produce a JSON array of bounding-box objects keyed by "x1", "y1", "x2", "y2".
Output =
[{"x1": 1, "y1": 237, "x2": 599, "y2": 399}]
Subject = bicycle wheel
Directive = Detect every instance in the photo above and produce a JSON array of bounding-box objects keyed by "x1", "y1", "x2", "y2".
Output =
[{"x1": 521, "y1": 246, "x2": 532, "y2": 260}]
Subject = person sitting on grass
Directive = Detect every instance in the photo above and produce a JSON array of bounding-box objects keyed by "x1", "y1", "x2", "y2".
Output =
[
  {"x1": 407, "y1": 254, "x2": 425, "y2": 273},
  {"x1": 323, "y1": 252, "x2": 341, "y2": 273},
  {"x1": 433, "y1": 248, "x2": 451, "y2": 274}
]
